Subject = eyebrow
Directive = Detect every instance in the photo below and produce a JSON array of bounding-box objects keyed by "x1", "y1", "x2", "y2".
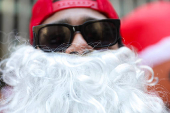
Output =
[
  {"x1": 51, "y1": 17, "x2": 99, "y2": 24},
  {"x1": 53, "y1": 19, "x2": 70, "y2": 24},
  {"x1": 81, "y1": 17, "x2": 98, "y2": 23}
]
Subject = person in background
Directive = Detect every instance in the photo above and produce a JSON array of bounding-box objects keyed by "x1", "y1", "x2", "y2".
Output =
[
  {"x1": 121, "y1": 1, "x2": 170, "y2": 109},
  {"x1": 0, "y1": 0, "x2": 169, "y2": 113}
]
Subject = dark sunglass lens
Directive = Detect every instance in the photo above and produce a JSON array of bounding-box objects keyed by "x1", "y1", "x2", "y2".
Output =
[
  {"x1": 84, "y1": 21, "x2": 117, "y2": 47},
  {"x1": 38, "y1": 26, "x2": 71, "y2": 52}
]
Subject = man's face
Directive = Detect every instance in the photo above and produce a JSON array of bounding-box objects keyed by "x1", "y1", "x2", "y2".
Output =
[{"x1": 41, "y1": 8, "x2": 119, "y2": 54}]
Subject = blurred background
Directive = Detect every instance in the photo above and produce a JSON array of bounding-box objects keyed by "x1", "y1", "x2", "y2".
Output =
[{"x1": 0, "y1": 0, "x2": 161, "y2": 58}]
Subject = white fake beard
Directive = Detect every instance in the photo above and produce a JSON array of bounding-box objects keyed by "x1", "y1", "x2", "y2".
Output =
[{"x1": 0, "y1": 45, "x2": 168, "y2": 113}]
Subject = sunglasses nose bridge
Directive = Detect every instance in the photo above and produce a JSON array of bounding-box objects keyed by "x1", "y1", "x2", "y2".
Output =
[{"x1": 73, "y1": 25, "x2": 81, "y2": 33}]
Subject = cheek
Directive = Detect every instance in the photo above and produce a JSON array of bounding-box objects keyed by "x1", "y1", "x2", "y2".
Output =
[
  {"x1": 108, "y1": 43, "x2": 119, "y2": 50},
  {"x1": 93, "y1": 43, "x2": 119, "y2": 51}
]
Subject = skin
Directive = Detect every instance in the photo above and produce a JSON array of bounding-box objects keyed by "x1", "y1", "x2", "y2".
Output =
[{"x1": 42, "y1": 8, "x2": 119, "y2": 54}]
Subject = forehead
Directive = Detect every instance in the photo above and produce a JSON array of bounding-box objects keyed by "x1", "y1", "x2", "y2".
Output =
[{"x1": 42, "y1": 8, "x2": 107, "y2": 25}]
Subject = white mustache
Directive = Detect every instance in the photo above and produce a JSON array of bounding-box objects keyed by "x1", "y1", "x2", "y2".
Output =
[{"x1": 0, "y1": 45, "x2": 168, "y2": 113}]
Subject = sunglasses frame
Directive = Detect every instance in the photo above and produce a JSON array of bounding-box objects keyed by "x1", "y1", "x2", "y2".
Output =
[{"x1": 33, "y1": 19, "x2": 121, "y2": 52}]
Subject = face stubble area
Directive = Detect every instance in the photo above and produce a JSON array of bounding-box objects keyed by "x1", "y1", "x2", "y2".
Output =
[{"x1": 0, "y1": 45, "x2": 168, "y2": 113}]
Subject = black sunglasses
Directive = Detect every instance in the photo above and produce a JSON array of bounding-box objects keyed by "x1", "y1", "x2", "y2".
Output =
[{"x1": 33, "y1": 19, "x2": 120, "y2": 52}]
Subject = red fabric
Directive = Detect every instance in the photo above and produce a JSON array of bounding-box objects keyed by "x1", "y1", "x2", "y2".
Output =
[
  {"x1": 30, "y1": 0, "x2": 119, "y2": 44},
  {"x1": 121, "y1": 1, "x2": 170, "y2": 52}
]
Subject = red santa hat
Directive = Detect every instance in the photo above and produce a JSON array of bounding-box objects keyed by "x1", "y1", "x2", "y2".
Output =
[{"x1": 121, "y1": 1, "x2": 170, "y2": 66}]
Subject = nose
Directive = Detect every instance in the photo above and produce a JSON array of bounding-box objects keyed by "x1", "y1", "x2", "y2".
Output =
[{"x1": 65, "y1": 33, "x2": 93, "y2": 54}]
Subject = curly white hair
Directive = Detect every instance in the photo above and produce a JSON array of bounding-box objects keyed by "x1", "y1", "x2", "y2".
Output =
[{"x1": 0, "y1": 45, "x2": 168, "y2": 113}]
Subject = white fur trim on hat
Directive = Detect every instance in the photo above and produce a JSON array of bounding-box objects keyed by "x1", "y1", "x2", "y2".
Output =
[{"x1": 139, "y1": 36, "x2": 170, "y2": 67}]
